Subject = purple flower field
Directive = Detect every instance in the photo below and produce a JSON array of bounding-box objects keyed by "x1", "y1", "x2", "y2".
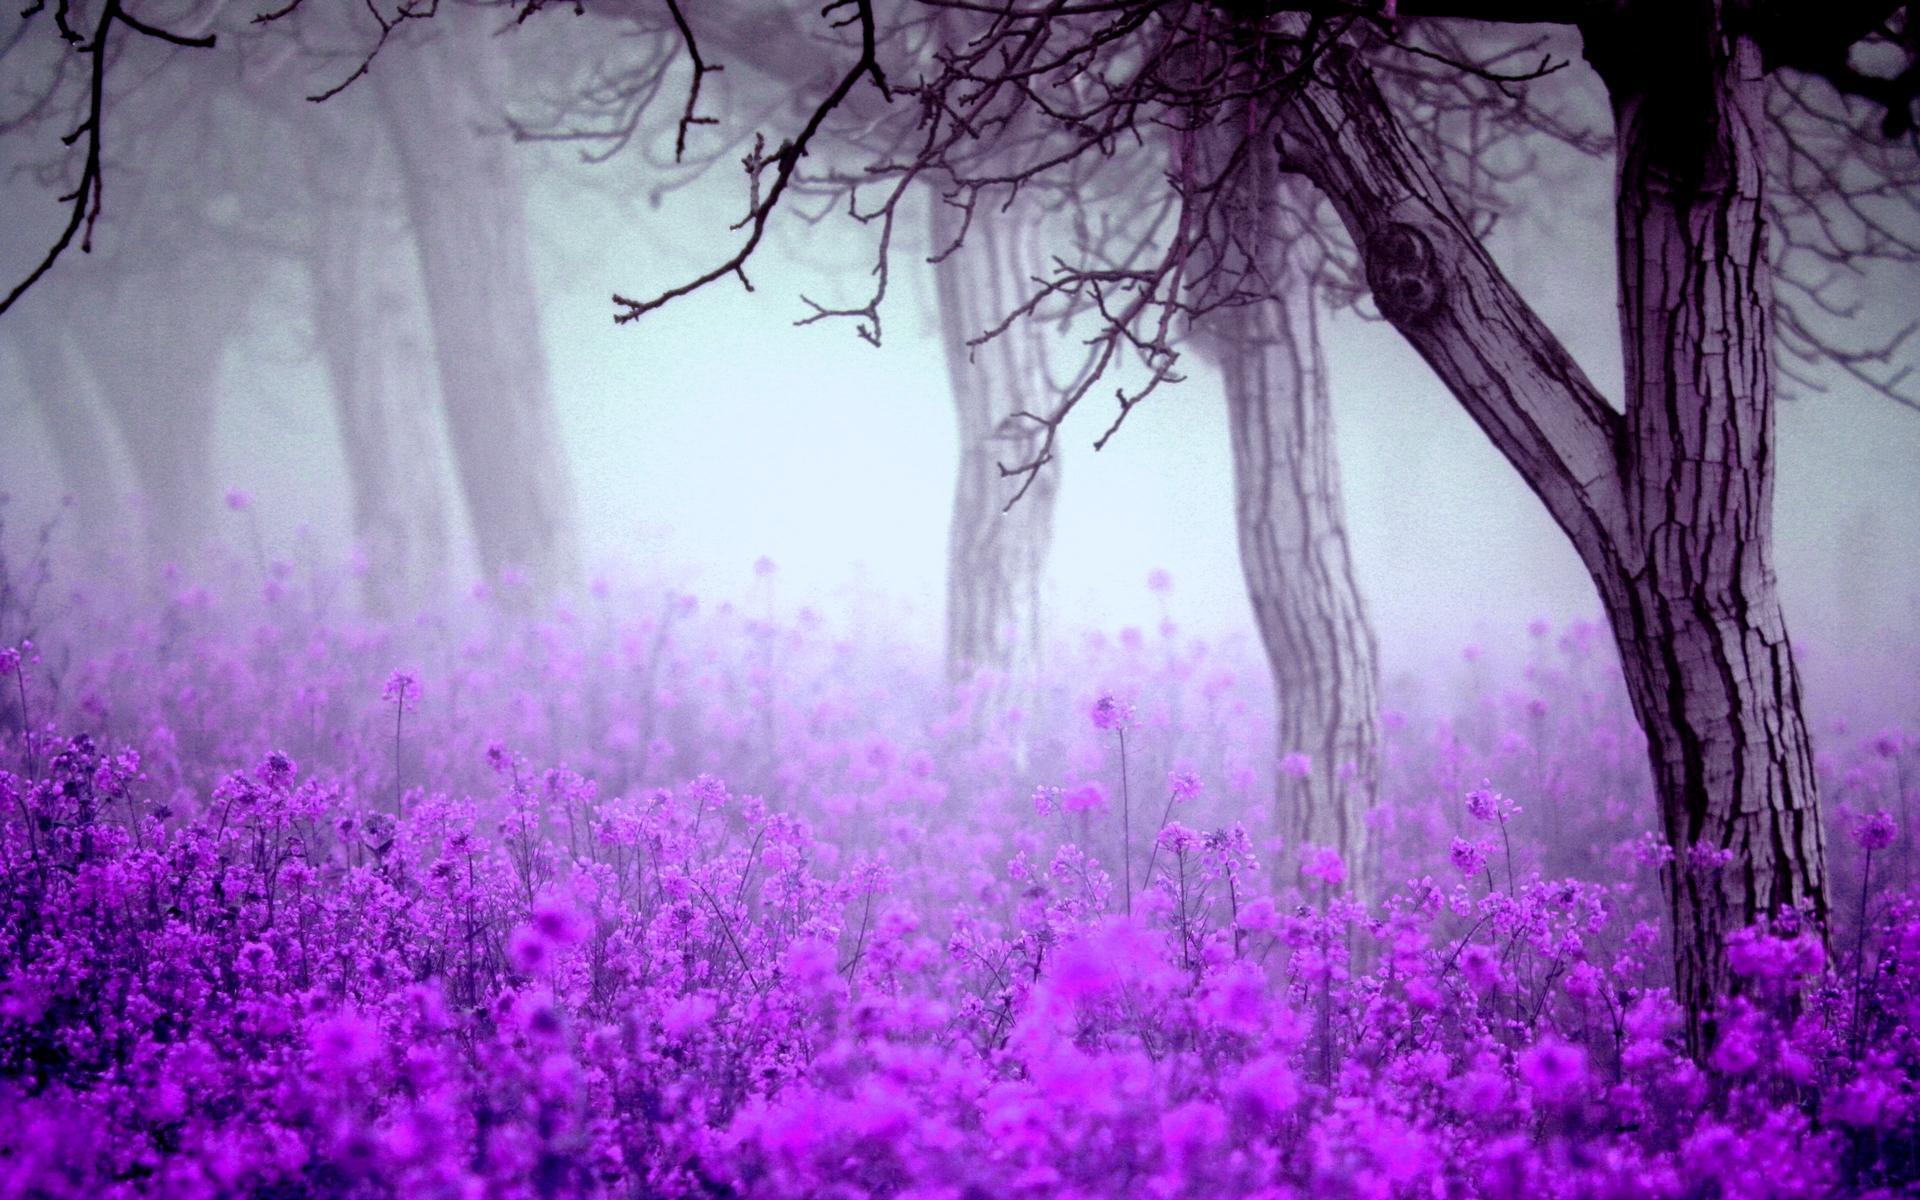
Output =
[{"x1": 0, "y1": 550, "x2": 1914, "y2": 1199}]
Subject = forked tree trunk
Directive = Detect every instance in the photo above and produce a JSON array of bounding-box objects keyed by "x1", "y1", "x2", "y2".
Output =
[
  {"x1": 1273, "y1": 21, "x2": 1826, "y2": 1052},
  {"x1": 1193, "y1": 131, "x2": 1381, "y2": 889},
  {"x1": 930, "y1": 194, "x2": 1061, "y2": 697},
  {"x1": 308, "y1": 148, "x2": 454, "y2": 615},
  {"x1": 375, "y1": 12, "x2": 579, "y2": 596}
]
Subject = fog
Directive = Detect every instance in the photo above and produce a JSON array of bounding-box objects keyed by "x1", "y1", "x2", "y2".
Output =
[{"x1": 3, "y1": 9, "x2": 1917, "y2": 712}]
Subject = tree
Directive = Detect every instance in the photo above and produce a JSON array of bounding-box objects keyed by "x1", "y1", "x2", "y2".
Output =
[
  {"x1": 302, "y1": 115, "x2": 457, "y2": 614},
  {"x1": 602, "y1": 0, "x2": 1918, "y2": 1049},
  {"x1": 371, "y1": 10, "x2": 580, "y2": 595},
  {"x1": 1189, "y1": 128, "x2": 1382, "y2": 888},
  {"x1": 931, "y1": 193, "x2": 1065, "y2": 692}
]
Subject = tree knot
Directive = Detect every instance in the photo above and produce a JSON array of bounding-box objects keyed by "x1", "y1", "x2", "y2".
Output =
[{"x1": 1366, "y1": 221, "x2": 1444, "y2": 324}]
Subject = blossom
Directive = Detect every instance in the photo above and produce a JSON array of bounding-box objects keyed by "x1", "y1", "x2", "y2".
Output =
[
  {"x1": 382, "y1": 670, "x2": 421, "y2": 706},
  {"x1": 1168, "y1": 769, "x2": 1203, "y2": 801},
  {"x1": 1280, "y1": 752, "x2": 1313, "y2": 779},
  {"x1": 1090, "y1": 693, "x2": 1134, "y2": 732},
  {"x1": 1146, "y1": 568, "x2": 1173, "y2": 594},
  {"x1": 1465, "y1": 786, "x2": 1506, "y2": 823},
  {"x1": 1300, "y1": 845, "x2": 1346, "y2": 887},
  {"x1": 1156, "y1": 821, "x2": 1198, "y2": 855},
  {"x1": 1519, "y1": 1039, "x2": 1591, "y2": 1106},
  {"x1": 1449, "y1": 837, "x2": 1487, "y2": 877},
  {"x1": 0, "y1": 646, "x2": 17, "y2": 677},
  {"x1": 1855, "y1": 810, "x2": 1898, "y2": 851},
  {"x1": 1061, "y1": 781, "x2": 1108, "y2": 813},
  {"x1": 224, "y1": 488, "x2": 253, "y2": 512}
]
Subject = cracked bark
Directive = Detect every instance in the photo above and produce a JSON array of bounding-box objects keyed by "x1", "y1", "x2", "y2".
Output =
[
  {"x1": 931, "y1": 194, "x2": 1060, "y2": 702},
  {"x1": 1273, "y1": 14, "x2": 1826, "y2": 1051},
  {"x1": 1193, "y1": 115, "x2": 1382, "y2": 891}
]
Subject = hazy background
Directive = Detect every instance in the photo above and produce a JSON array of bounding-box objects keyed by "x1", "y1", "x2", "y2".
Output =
[{"x1": 2, "y1": 15, "x2": 1916, "y2": 716}]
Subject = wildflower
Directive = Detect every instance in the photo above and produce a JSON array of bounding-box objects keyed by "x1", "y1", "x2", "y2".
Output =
[
  {"x1": 1280, "y1": 752, "x2": 1313, "y2": 779},
  {"x1": 1465, "y1": 786, "x2": 1508, "y2": 823},
  {"x1": 1061, "y1": 781, "x2": 1108, "y2": 813},
  {"x1": 753, "y1": 555, "x2": 777, "y2": 578},
  {"x1": 1855, "y1": 811, "x2": 1898, "y2": 851},
  {"x1": 1156, "y1": 821, "x2": 1198, "y2": 855},
  {"x1": 1168, "y1": 769, "x2": 1203, "y2": 801},
  {"x1": 256, "y1": 750, "x2": 296, "y2": 790},
  {"x1": 382, "y1": 670, "x2": 420, "y2": 707},
  {"x1": 1300, "y1": 845, "x2": 1346, "y2": 887},
  {"x1": 308, "y1": 1009, "x2": 380, "y2": 1076},
  {"x1": 1146, "y1": 568, "x2": 1173, "y2": 594},
  {"x1": 0, "y1": 646, "x2": 17, "y2": 677},
  {"x1": 1090, "y1": 693, "x2": 1134, "y2": 732},
  {"x1": 224, "y1": 488, "x2": 252, "y2": 512},
  {"x1": 1519, "y1": 1039, "x2": 1591, "y2": 1106},
  {"x1": 1459, "y1": 943, "x2": 1501, "y2": 991},
  {"x1": 1449, "y1": 837, "x2": 1487, "y2": 877}
]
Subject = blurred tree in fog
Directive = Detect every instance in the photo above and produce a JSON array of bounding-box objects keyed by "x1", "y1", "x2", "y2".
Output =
[{"x1": 2, "y1": 0, "x2": 578, "y2": 600}]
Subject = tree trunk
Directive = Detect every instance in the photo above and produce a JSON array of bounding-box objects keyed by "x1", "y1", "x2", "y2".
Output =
[
  {"x1": 1215, "y1": 261, "x2": 1381, "y2": 888},
  {"x1": 375, "y1": 12, "x2": 579, "y2": 596},
  {"x1": 930, "y1": 194, "x2": 1060, "y2": 696},
  {"x1": 1191, "y1": 115, "x2": 1381, "y2": 888},
  {"x1": 72, "y1": 260, "x2": 251, "y2": 574},
  {"x1": 308, "y1": 146, "x2": 455, "y2": 615},
  {"x1": 4, "y1": 310, "x2": 128, "y2": 543},
  {"x1": 1271, "y1": 21, "x2": 1826, "y2": 1053},
  {"x1": 1592, "y1": 10, "x2": 1827, "y2": 1045}
]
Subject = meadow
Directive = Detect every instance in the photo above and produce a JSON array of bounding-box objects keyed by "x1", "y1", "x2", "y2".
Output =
[{"x1": 0, "y1": 535, "x2": 1914, "y2": 1199}]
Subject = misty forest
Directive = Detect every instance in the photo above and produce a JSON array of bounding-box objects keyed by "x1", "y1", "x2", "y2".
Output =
[{"x1": 3, "y1": 1, "x2": 1920, "y2": 1196}]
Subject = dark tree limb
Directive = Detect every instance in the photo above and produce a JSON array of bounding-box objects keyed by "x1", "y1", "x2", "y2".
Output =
[{"x1": 0, "y1": 0, "x2": 216, "y2": 319}]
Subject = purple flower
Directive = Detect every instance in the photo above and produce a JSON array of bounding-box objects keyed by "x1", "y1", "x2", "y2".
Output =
[
  {"x1": 1280, "y1": 752, "x2": 1313, "y2": 779},
  {"x1": 1146, "y1": 568, "x2": 1173, "y2": 594},
  {"x1": 1168, "y1": 770, "x2": 1203, "y2": 801},
  {"x1": 382, "y1": 670, "x2": 421, "y2": 706},
  {"x1": 1519, "y1": 1039, "x2": 1590, "y2": 1106},
  {"x1": 1090, "y1": 693, "x2": 1134, "y2": 732},
  {"x1": 1465, "y1": 786, "x2": 1504, "y2": 823},
  {"x1": 1854, "y1": 811, "x2": 1898, "y2": 852},
  {"x1": 0, "y1": 646, "x2": 17, "y2": 677},
  {"x1": 1449, "y1": 837, "x2": 1487, "y2": 877},
  {"x1": 1300, "y1": 845, "x2": 1346, "y2": 887}
]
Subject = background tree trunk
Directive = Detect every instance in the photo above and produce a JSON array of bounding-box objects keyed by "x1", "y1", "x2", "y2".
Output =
[
  {"x1": 375, "y1": 12, "x2": 579, "y2": 596},
  {"x1": 1191, "y1": 112, "x2": 1382, "y2": 888},
  {"x1": 69, "y1": 258, "x2": 252, "y2": 574},
  {"x1": 4, "y1": 306, "x2": 129, "y2": 543},
  {"x1": 930, "y1": 194, "x2": 1060, "y2": 698},
  {"x1": 308, "y1": 142, "x2": 455, "y2": 615}
]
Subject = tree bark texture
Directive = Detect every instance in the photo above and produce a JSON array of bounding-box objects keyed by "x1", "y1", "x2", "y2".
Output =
[
  {"x1": 1191, "y1": 116, "x2": 1382, "y2": 887},
  {"x1": 1590, "y1": 7, "x2": 1827, "y2": 1044},
  {"x1": 1272, "y1": 16, "x2": 1826, "y2": 1051},
  {"x1": 375, "y1": 12, "x2": 579, "y2": 596},
  {"x1": 930, "y1": 194, "x2": 1061, "y2": 693},
  {"x1": 308, "y1": 140, "x2": 455, "y2": 615}
]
